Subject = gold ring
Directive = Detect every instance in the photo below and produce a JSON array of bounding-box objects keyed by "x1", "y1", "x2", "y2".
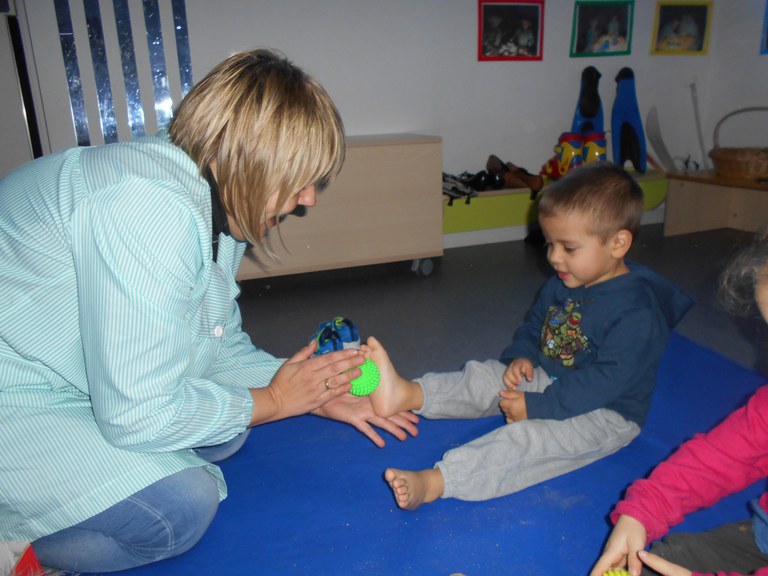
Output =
[{"x1": 324, "y1": 379, "x2": 331, "y2": 392}]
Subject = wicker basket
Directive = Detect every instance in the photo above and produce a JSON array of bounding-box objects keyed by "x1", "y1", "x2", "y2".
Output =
[{"x1": 709, "y1": 107, "x2": 768, "y2": 180}]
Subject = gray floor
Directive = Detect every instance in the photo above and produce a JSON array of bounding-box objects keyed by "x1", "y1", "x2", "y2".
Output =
[{"x1": 238, "y1": 224, "x2": 768, "y2": 380}]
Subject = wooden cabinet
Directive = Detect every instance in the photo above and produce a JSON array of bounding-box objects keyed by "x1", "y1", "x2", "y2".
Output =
[
  {"x1": 664, "y1": 171, "x2": 768, "y2": 236},
  {"x1": 237, "y1": 134, "x2": 444, "y2": 280}
]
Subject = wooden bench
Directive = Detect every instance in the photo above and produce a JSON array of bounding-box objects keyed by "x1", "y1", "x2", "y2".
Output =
[{"x1": 664, "y1": 170, "x2": 768, "y2": 236}]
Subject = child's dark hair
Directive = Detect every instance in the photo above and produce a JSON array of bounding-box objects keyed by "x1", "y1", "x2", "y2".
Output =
[
  {"x1": 537, "y1": 162, "x2": 644, "y2": 242},
  {"x1": 718, "y1": 226, "x2": 768, "y2": 316}
]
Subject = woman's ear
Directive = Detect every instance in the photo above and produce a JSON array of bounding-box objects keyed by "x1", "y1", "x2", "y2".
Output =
[{"x1": 610, "y1": 229, "x2": 633, "y2": 258}]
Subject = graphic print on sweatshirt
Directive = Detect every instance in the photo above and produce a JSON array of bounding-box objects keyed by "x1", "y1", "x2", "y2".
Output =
[{"x1": 540, "y1": 298, "x2": 590, "y2": 367}]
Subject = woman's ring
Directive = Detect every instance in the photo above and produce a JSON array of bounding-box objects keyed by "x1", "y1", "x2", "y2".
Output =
[{"x1": 324, "y1": 379, "x2": 331, "y2": 392}]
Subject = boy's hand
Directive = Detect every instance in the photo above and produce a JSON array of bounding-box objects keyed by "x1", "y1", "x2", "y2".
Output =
[
  {"x1": 503, "y1": 358, "x2": 534, "y2": 390},
  {"x1": 499, "y1": 389, "x2": 527, "y2": 422}
]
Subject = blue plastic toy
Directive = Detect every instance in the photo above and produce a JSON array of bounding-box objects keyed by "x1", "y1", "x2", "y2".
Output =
[
  {"x1": 311, "y1": 316, "x2": 360, "y2": 356},
  {"x1": 611, "y1": 67, "x2": 647, "y2": 173},
  {"x1": 571, "y1": 65, "x2": 604, "y2": 134}
]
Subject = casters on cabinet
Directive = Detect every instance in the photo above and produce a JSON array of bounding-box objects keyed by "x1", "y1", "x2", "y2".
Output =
[{"x1": 411, "y1": 258, "x2": 434, "y2": 277}]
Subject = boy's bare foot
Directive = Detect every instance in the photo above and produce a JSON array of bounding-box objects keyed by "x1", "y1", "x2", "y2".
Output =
[
  {"x1": 363, "y1": 337, "x2": 423, "y2": 418},
  {"x1": 384, "y1": 467, "x2": 444, "y2": 510}
]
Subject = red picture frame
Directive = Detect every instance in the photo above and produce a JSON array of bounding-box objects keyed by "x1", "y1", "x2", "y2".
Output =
[{"x1": 478, "y1": 0, "x2": 545, "y2": 61}]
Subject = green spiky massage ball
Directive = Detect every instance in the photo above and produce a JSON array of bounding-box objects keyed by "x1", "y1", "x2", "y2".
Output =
[
  {"x1": 603, "y1": 570, "x2": 631, "y2": 576},
  {"x1": 350, "y1": 358, "x2": 380, "y2": 396}
]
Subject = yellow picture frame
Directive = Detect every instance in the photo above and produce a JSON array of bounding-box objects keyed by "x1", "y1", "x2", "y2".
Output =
[{"x1": 651, "y1": 1, "x2": 712, "y2": 55}]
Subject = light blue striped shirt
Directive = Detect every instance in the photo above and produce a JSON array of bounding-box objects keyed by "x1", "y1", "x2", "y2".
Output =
[{"x1": 0, "y1": 135, "x2": 283, "y2": 540}]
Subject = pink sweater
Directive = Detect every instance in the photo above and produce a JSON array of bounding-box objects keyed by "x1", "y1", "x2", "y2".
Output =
[{"x1": 612, "y1": 385, "x2": 768, "y2": 576}]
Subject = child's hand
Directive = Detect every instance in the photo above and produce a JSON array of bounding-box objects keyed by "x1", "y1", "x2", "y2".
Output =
[
  {"x1": 499, "y1": 389, "x2": 527, "y2": 422},
  {"x1": 503, "y1": 358, "x2": 533, "y2": 390},
  {"x1": 590, "y1": 515, "x2": 648, "y2": 576},
  {"x1": 636, "y1": 551, "x2": 692, "y2": 576}
]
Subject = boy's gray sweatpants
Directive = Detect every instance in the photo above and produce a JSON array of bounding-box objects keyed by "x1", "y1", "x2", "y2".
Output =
[{"x1": 416, "y1": 359, "x2": 641, "y2": 501}]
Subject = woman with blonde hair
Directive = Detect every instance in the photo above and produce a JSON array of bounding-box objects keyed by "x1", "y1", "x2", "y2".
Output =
[{"x1": 0, "y1": 49, "x2": 417, "y2": 572}]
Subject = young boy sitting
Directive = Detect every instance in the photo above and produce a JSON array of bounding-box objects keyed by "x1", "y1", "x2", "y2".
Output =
[{"x1": 366, "y1": 162, "x2": 694, "y2": 510}]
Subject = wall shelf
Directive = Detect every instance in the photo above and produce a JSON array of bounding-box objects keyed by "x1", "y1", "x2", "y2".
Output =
[{"x1": 443, "y1": 170, "x2": 668, "y2": 235}]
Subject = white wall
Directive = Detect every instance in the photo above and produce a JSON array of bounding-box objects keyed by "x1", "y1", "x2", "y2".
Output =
[
  {"x1": 183, "y1": 0, "x2": 768, "y2": 175},
  {"x1": 4, "y1": 1, "x2": 767, "y2": 178}
]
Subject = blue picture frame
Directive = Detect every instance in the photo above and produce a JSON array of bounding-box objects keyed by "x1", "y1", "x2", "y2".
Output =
[{"x1": 762, "y1": 0, "x2": 768, "y2": 54}]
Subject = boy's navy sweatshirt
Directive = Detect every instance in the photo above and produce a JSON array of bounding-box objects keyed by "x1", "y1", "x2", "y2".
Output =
[{"x1": 500, "y1": 262, "x2": 694, "y2": 426}]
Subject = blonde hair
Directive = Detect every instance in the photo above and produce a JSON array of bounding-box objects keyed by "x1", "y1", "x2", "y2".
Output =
[
  {"x1": 718, "y1": 226, "x2": 768, "y2": 317},
  {"x1": 538, "y1": 162, "x2": 644, "y2": 243},
  {"x1": 168, "y1": 49, "x2": 345, "y2": 246}
]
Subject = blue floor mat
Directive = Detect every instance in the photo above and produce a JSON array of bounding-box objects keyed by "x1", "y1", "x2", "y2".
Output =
[{"x1": 93, "y1": 333, "x2": 766, "y2": 576}]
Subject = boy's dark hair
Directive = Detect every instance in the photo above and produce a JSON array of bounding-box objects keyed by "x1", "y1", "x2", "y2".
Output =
[
  {"x1": 537, "y1": 162, "x2": 644, "y2": 242},
  {"x1": 719, "y1": 226, "x2": 768, "y2": 317}
]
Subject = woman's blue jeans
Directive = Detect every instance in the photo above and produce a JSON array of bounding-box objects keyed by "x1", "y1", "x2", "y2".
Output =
[{"x1": 32, "y1": 431, "x2": 250, "y2": 573}]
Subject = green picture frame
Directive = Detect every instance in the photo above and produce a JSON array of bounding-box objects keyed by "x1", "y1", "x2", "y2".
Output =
[{"x1": 570, "y1": 0, "x2": 634, "y2": 57}]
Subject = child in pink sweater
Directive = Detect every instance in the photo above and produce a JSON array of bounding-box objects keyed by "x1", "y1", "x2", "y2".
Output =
[{"x1": 591, "y1": 227, "x2": 768, "y2": 576}]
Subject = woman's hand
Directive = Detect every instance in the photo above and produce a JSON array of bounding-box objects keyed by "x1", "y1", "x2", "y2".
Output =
[
  {"x1": 503, "y1": 358, "x2": 533, "y2": 390},
  {"x1": 313, "y1": 394, "x2": 419, "y2": 448},
  {"x1": 590, "y1": 514, "x2": 649, "y2": 576},
  {"x1": 248, "y1": 341, "x2": 364, "y2": 426}
]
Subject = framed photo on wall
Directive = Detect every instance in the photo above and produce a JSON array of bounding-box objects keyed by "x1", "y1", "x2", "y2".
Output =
[
  {"x1": 651, "y1": 1, "x2": 712, "y2": 55},
  {"x1": 570, "y1": 1, "x2": 634, "y2": 57},
  {"x1": 478, "y1": 0, "x2": 544, "y2": 61},
  {"x1": 762, "y1": 0, "x2": 768, "y2": 54}
]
